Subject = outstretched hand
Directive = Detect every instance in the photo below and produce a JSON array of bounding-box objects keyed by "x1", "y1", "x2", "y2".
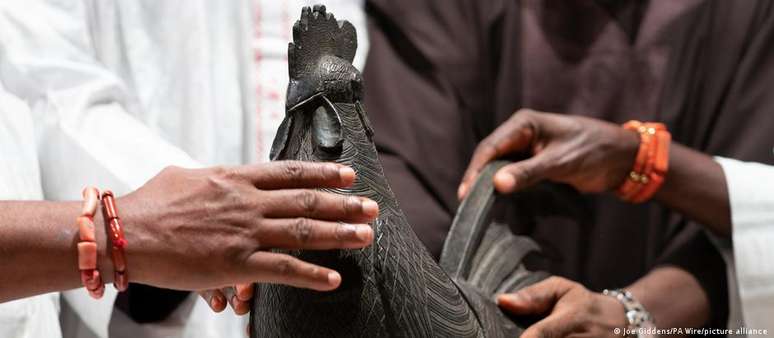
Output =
[
  {"x1": 117, "y1": 161, "x2": 378, "y2": 314},
  {"x1": 458, "y1": 109, "x2": 640, "y2": 199}
]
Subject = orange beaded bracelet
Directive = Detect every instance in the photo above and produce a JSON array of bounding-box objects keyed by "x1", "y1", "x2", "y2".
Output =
[
  {"x1": 77, "y1": 187, "x2": 105, "y2": 299},
  {"x1": 101, "y1": 191, "x2": 129, "y2": 292},
  {"x1": 616, "y1": 121, "x2": 671, "y2": 203}
]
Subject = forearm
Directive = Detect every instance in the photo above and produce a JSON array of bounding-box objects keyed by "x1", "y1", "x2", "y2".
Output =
[
  {"x1": 621, "y1": 146, "x2": 727, "y2": 331},
  {"x1": 626, "y1": 266, "x2": 710, "y2": 332},
  {"x1": 653, "y1": 143, "x2": 731, "y2": 236},
  {"x1": 0, "y1": 201, "x2": 114, "y2": 303},
  {"x1": 462, "y1": 111, "x2": 733, "y2": 235}
]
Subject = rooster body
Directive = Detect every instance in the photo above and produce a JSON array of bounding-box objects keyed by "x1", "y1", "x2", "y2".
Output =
[{"x1": 251, "y1": 6, "x2": 546, "y2": 337}]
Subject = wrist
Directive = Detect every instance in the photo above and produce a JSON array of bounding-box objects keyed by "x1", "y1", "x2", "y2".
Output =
[
  {"x1": 615, "y1": 121, "x2": 671, "y2": 203},
  {"x1": 597, "y1": 292, "x2": 629, "y2": 329},
  {"x1": 611, "y1": 127, "x2": 642, "y2": 190},
  {"x1": 92, "y1": 203, "x2": 116, "y2": 284},
  {"x1": 109, "y1": 195, "x2": 153, "y2": 285},
  {"x1": 602, "y1": 289, "x2": 657, "y2": 338}
]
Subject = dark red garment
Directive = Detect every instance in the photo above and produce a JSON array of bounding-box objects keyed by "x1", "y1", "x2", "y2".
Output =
[{"x1": 363, "y1": 0, "x2": 774, "y2": 327}]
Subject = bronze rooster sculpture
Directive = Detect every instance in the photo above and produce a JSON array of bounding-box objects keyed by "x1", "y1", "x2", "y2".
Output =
[{"x1": 251, "y1": 6, "x2": 547, "y2": 337}]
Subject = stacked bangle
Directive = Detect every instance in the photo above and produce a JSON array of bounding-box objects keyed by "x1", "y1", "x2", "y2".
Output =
[
  {"x1": 77, "y1": 187, "x2": 105, "y2": 299},
  {"x1": 616, "y1": 121, "x2": 671, "y2": 203},
  {"x1": 75, "y1": 188, "x2": 130, "y2": 296},
  {"x1": 101, "y1": 191, "x2": 129, "y2": 292}
]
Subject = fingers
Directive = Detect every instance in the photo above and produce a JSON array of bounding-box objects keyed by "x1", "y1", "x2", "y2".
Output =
[
  {"x1": 236, "y1": 283, "x2": 254, "y2": 302},
  {"x1": 208, "y1": 285, "x2": 253, "y2": 316},
  {"x1": 245, "y1": 251, "x2": 342, "y2": 291},
  {"x1": 255, "y1": 218, "x2": 373, "y2": 250},
  {"x1": 229, "y1": 295, "x2": 251, "y2": 316},
  {"x1": 497, "y1": 277, "x2": 575, "y2": 315},
  {"x1": 232, "y1": 161, "x2": 356, "y2": 190},
  {"x1": 498, "y1": 277, "x2": 580, "y2": 338},
  {"x1": 224, "y1": 284, "x2": 253, "y2": 316},
  {"x1": 492, "y1": 155, "x2": 553, "y2": 194},
  {"x1": 199, "y1": 289, "x2": 227, "y2": 313},
  {"x1": 261, "y1": 189, "x2": 379, "y2": 223},
  {"x1": 458, "y1": 110, "x2": 538, "y2": 199}
]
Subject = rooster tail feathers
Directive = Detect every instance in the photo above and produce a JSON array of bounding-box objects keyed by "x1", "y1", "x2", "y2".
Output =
[{"x1": 440, "y1": 161, "x2": 548, "y2": 296}]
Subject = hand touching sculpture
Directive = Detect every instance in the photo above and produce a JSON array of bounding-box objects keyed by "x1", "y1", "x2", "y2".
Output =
[
  {"x1": 0, "y1": 161, "x2": 378, "y2": 304},
  {"x1": 120, "y1": 161, "x2": 377, "y2": 291},
  {"x1": 497, "y1": 277, "x2": 626, "y2": 338},
  {"x1": 459, "y1": 108, "x2": 731, "y2": 235},
  {"x1": 461, "y1": 109, "x2": 729, "y2": 332},
  {"x1": 459, "y1": 109, "x2": 640, "y2": 198}
]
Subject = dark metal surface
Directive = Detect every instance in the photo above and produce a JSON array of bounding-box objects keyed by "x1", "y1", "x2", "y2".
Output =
[
  {"x1": 251, "y1": 6, "x2": 547, "y2": 337},
  {"x1": 440, "y1": 161, "x2": 511, "y2": 279}
]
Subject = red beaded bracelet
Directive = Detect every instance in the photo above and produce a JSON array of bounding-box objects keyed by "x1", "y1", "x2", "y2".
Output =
[
  {"x1": 616, "y1": 121, "x2": 671, "y2": 203},
  {"x1": 77, "y1": 187, "x2": 105, "y2": 299},
  {"x1": 101, "y1": 191, "x2": 129, "y2": 292}
]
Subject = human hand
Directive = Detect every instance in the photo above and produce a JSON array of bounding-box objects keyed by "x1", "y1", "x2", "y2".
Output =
[
  {"x1": 497, "y1": 277, "x2": 627, "y2": 338},
  {"x1": 458, "y1": 109, "x2": 640, "y2": 199},
  {"x1": 115, "y1": 161, "x2": 378, "y2": 298}
]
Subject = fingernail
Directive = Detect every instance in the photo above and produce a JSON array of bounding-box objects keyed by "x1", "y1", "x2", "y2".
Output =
[
  {"x1": 236, "y1": 301, "x2": 249, "y2": 316},
  {"x1": 328, "y1": 271, "x2": 341, "y2": 286},
  {"x1": 237, "y1": 286, "x2": 252, "y2": 301},
  {"x1": 494, "y1": 173, "x2": 516, "y2": 193},
  {"x1": 339, "y1": 167, "x2": 356, "y2": 182},
  {"x1": 496, "y1": 295, "x2": 512, "y2": 306},
  {"x1": 457, "y1": 184, "x2": 467, "y2": 200},
  {"x1": 355, "y1": 225, "x2": 373, "y2": 242},
  {"x1": 211, "y1": 295, "x2": 224, "y2": 309},
  {"x1": 361, "y1": 199, "x2": 379, "y2": 216},
  {"x1": 501, "y1": 293, "x2": 524, "y2": 304}
]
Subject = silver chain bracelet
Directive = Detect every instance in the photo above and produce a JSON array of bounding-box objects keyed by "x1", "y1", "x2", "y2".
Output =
[{"x1": 603, "y1": 289, "x2": 656, "y2": 338}]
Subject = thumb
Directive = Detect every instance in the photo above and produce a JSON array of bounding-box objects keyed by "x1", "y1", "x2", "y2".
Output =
[
  {"x1": 493, "y1": 154, "x2": 554, "y2": 194},
  {"x1": 458, "y1": 110, "x2": 539, "y2": 200},
  {"x1": 497, "y1": 292, "x2": 534, "y2": 315},
  {"x1": 497, "y1": 277, "x2": 574, "y2": 315}
]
